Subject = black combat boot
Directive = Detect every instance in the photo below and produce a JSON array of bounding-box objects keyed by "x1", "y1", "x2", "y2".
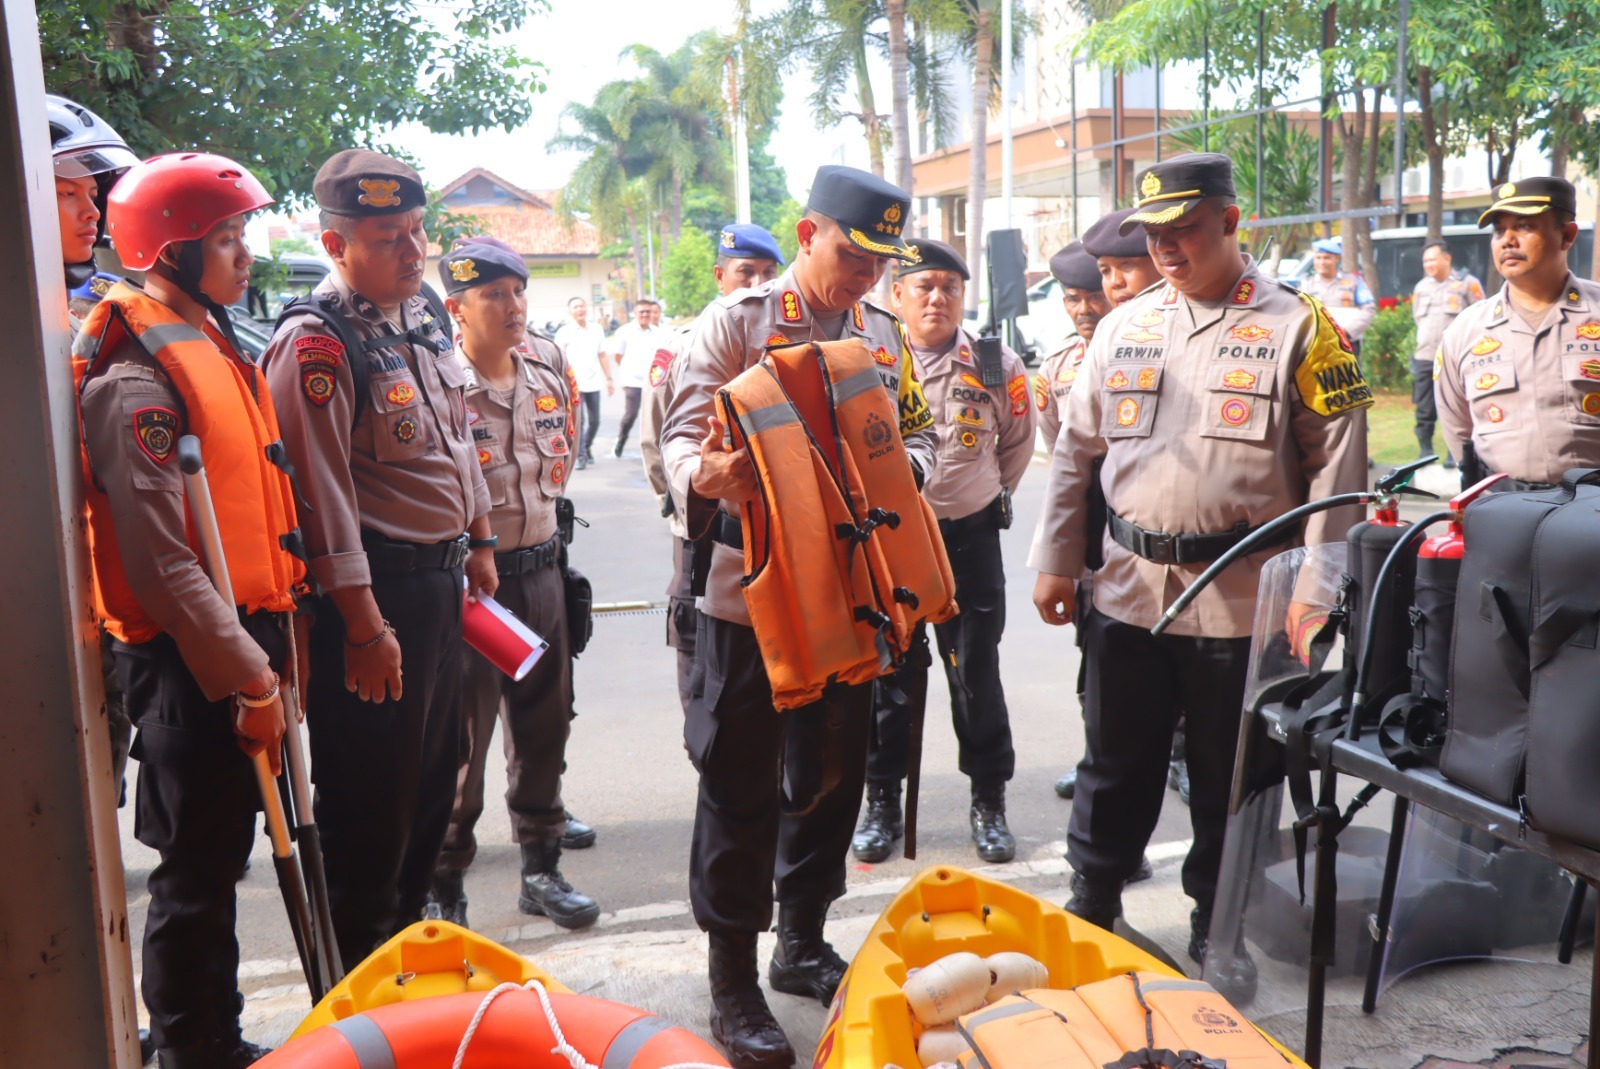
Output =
[
  {"x1": 158, "y1": 1036, "x2": 271, "y2": 1069},
  {"x1": 1189, "y1": 906, "x2": 1259, "y2": 1005},
  {"x1": 518, "y1": 840, "x2": 600, "y2": 930},
  {"x1": 424, "y1": 869, "x2": 469, "y2": 928},
  {"x1": 709, "y1": 929, "x2": 796, "y2": 1069},
  {"x1": 970, "y1": 781, "x2": 1016, "y2": 863},
  {"x1": 1054, "y1": 768, "x2": 1078, "y2": 799},
  {"x1": 768, "y1": 901, "x2": 848, "y2": 1004},
  {"x1": 561, "y1": 809, "x2": 597, "y2": 850},
  {"x1": 850, "y1": 782, "x2": 903, "y2": 863},
  {"x1": 1064, "y1": 871, "x2": 1123, "y2": 930}
]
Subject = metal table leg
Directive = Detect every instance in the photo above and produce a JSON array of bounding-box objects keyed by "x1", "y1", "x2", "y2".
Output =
[{"x1": 1362, "y1": 795, "x2": 1410, "y2": 1013}]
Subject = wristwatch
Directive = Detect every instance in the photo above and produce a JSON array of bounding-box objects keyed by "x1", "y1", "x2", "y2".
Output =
[{"x1": 468, "y1": 535, "x2": 499, "y2": 550}]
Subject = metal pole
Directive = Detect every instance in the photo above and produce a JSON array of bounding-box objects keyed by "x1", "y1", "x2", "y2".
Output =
[
  {"x1": 1153, "y1": 52, "x2": 1162, "y2": 162},
  {"x1": 1202, "y1": 23, "x2": 1211, "y2": 152},
  {"x1": 1392, "y1": 0, "x2": 1409, "y2": 229},
  {"x1": 1001, "y1": 0, "x2": 1014, "y2": 229},
  {"x1": 729, "y1": 54, "x2": 751, "y2": 225},
  {"x1": 1319, "y1": 5, "x2": 1335, "y2": 226},
  {"x1": 1255, "y1": 10, "x2": 1266, "y2": 221},
  {"x1": 1070, "y1": 56, "x2": 1080, "y2": 237}
]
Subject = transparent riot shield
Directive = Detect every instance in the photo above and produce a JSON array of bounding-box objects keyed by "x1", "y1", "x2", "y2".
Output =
[{"x1": 1203, "y1": 543, "x2": 1595, "y2": 1063}]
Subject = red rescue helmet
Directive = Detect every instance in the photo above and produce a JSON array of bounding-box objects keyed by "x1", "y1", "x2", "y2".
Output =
[{"x1": 107, "y1": 152, "x2": 274, "y2": 270}]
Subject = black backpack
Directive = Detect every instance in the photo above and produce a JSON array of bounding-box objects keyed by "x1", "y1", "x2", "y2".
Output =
[{"x1": 268, "y1": 281, "x2": 453, "y2": 425}]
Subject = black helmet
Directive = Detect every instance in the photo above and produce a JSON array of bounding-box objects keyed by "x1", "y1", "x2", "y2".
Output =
[{"x1": 48, "y1": 94, "x2": 138, "y2": 183}]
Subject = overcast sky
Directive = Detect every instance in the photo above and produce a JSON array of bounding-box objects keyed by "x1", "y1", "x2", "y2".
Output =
[{"x1": 392, "y1": 0, "x2": 871, "y2": 205}]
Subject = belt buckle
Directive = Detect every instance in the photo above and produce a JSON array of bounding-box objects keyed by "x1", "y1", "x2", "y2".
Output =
[{"x1": 1142, "y1": 529, "x2": 1176, "y2": 565}]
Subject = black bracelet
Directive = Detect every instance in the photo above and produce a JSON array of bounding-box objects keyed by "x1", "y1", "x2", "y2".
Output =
[{"x1": 468, "y1": 535, "x2": 499, "y2": 550}]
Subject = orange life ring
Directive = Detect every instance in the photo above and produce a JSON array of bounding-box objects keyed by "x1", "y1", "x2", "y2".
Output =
[{"x1": 257, "y1": 986, "x2": 729, "y2": 1069}]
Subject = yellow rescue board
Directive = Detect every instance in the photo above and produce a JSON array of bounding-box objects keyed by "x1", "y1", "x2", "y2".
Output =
[
  {"x1": 289, "y1": 920, "x2": 568, "y2": 1040},
  {"x1": 810, "y1": 866, "x2": 1307, "y2": 1069}
]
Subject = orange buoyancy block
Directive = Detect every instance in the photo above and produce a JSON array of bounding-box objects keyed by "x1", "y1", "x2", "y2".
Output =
[
  {"x1": 74, "y1": 282, "x2": 303, "y2": 642},
  {"x1": 955, "y1": 988, "x2": 1127, "y2": 1069},
  {"x1": 716, "y1": 339, "x2": 955, "y2": 710},
  {"x1": 257, "y1": 987, "x2": 729, "y2": 1069},
  {"x1": 1074, "y1": 972, "x2": 1292, "y2": 1069}
]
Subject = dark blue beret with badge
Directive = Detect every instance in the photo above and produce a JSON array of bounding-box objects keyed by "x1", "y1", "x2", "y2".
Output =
[
  {"x1": 898, "y1": 237, "x2": 969, "y2": 280},
  {"x1": 1082, "y1": 209, "x2": 1150, "y2": 260},
  {"x1": 314, "y1": 149, "x2": 427, "y2": 217},
  {"x1": 440, "y1": 238, "x2": 529, "y2": 296},
  {"x1": 807, "y1": 164, "x2": 919, "y2": 263},
  {"x1": 1120, "y1": 152, "x2": 1236, "y2": 234},
  {"x1": 1049, "y1": 241, "x2": 1101, "y2": 291},
  {"x1": 718, "y1": 223, "x2": 785, "y2": 265}
]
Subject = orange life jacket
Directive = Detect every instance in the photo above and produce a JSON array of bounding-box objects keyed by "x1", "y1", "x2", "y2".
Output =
[
  {"x1": 717, "y1": 339, "x2": 956, "y2": 710},
  {"x1": 955, "y1": 974, "x2": 1292, "y2": 1069},
  {"x1": 75, "y1": 282, "x2": 303, "y2": 643}
]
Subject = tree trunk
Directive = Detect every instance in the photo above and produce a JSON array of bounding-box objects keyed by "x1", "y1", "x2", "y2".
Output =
[
  {"x1": 1359, "y1": 86, "x2": 1381, "y2": 293},
  {"x1": 854, "y1": 33, "x2": 885, "y2": 178},
  {"x1": 913, "y1": 18, "x2": 929, "y2": 155},
  {"x1": 889, "y1": 0, "x2": 914, "y2": 214},
  {"x1": 671, "y1": 172, "x2": 684, "y2": 242},
  {"x1": 625, "y1": 202, "x2": 644, "y2": 302},
  {"x1": 965, "y1": 6, "x2": 993, "y2": 317},
  {"x1": 1416, "y1": 66, "x2": 1448, "y2": 242},
  {"x1": 1338, "y1": 93, "x2": 1363, "y2": 274},
  {"x1": 1487, "y1": 121, "x2": 1519, "y2": 186}
]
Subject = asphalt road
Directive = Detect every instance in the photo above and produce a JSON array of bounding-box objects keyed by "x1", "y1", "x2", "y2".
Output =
[{"x1": 111, "y1": 389, "x2": 1223, "y2": 1051}]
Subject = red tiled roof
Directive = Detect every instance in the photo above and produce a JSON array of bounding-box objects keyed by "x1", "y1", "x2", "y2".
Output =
[
  {"x1": 432, "y1": 204, "x2": 602, "y2": 258},
  {"x1": 438, "y1": 167, "x2": 551, "y2": 209}
]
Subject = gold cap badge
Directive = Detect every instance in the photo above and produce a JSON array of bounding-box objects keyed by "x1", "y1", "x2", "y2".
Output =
[
  {"x1": 1141, "y1": 171, "x2": 1162, "y2": 198},
  {"x1": 1499, "y1": 183, "x2": 1516, "y2": 199},
  {"x1": 448, "y1": 258, "x2": 479, "y2": 282},
  {"x1": 358, "y1": 178, "x2": 402, "y2": 208},
  {"x1": 883, "y1": 203, "x2": 902, "y2": 224},
  {"x1": 720, "y1": 231, "x2": 736, "y2": 249}
]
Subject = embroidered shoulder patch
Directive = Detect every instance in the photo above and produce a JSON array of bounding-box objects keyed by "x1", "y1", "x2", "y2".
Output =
[
  {"x1": 1295, "y1": 295, "x2": 1374, "y2": 417},
  {"x1": 294, "y1": 334, "x2": 344, "y2": 365},
  {"x1": 649, "y1": 348, "x2": 672, "y2": 387},
  {"x1": 133, "y1": 407, "x2": 178, "y2": 464},
  {"x1": 1006, "y1": 374, "x2": 1028, "y2": 417}
]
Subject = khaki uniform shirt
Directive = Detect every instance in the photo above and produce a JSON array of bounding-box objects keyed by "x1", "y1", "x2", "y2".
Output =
[
  {"x1": 264, "y1": 273, "x2": 490, "y2": 592},
  {"x1": 640, "y1": 322, "x2": 694, "y2": 539},
  {"x1": 915, "y1": 328, "x2": 1035, "y2": 521},
  {"x1": 1029, "y1": 259, "x2": 1371, "y2": 638},
  {"x1": 461, "y1": 331, "x2": 577, "y2": 550},
  {"x1": 80, "y1": 336, "x2": 271, "y2": 699},
  {"x1": 661, "y1": 266, "x2": 938, "y2": 627},
  {"x1": 1035, "y1": 336, "x2": 1087, "y2": 451},
  {"x1": 1300, "y1": 271, "x2": 1376, "y2": 342},
  {"x1": 1412, "y1": 272, "x2": 1485, "y2": 363},
  {"x1": 1434, "y1": 273, "x2": 1600, "y2": 485}
]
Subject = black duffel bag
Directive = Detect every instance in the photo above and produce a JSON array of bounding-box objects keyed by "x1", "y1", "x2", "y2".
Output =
[{"x1": 1441, "y1": 469, "x2": 1600, "y2": 823}]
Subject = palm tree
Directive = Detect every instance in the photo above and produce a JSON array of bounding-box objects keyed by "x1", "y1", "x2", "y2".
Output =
[
  {"x1": 549, "y1": 82, "x2": 655, "y2": 299},
  {"x1": 622, "y1": 40, "x2": 729, "y2": 241}
]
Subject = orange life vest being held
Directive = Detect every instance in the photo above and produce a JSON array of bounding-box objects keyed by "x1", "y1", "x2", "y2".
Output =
[
  {"x1": 717, "y1": 339, "x2": 956, "y2": 711},
  {"x1": 75, "y1": 282, "x2": 303, "y2": 643}
]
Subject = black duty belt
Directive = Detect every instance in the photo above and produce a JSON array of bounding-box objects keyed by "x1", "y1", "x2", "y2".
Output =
[
  {"x1": 1107, "y1": 509, "x2": 1293, "y2": 566},
  {"x1": 495, "y1": 534, "x2": 562, "y2": 577},
  {"x1": 361, "y1": 529, "x2": 470, "y2": 572},
  {"x1": 710, "y1": 510, "x2": 743, "y2": 551}
]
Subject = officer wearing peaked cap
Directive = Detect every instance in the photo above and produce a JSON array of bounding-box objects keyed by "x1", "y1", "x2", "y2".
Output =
[
  {"x1": 660, "y1": 166, "x2": 936, "y2": 1069},
  {"x1": 640, "y1": 223, "x2": 783, "y2": 710},
  {"x1": 264, "y1": 148, "x2": 499, "y2": 969},
  {"x1": 423, "y1": 239, "x2": 601, "y2": 932},
  {"x1": 852, "y1": 237, "x2": 1034, "y2": 868},
  {"x1": 1033, "y1": 152, "x2": 1369, "y2": 1002},
  {"x1": 1435, "y1": 176, "x2": 1600, "y2": 490}
]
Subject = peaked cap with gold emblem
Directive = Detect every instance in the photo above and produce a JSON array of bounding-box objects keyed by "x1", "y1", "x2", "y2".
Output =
[
  {"x1": 806, "y1": 164, "x2": 920, "y2": 262},
  {"x1": 1476, "y1": 176, "x2": 1577, "y2": 228},
  {"x1": 1120, "y1": 152, "x2": 1237, "y2": 234},
  {"x1": 314, "y1": 149, "x2": 426, "y2": 216}
]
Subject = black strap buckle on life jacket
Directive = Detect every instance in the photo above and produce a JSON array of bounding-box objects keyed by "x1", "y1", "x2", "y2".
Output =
[{"x1": 835, "y1": 507, "x2": 901, "y2": 544}]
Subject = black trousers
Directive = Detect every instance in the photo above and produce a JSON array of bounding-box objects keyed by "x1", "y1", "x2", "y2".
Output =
[
  {"x1": 616, "y1": 386, "x2": 643, "y2": 449},
  {"x1": 307, "y1": 565, "x2": 464, "y2": 969},
  {"x1": 666, "y1": 536, "x2": 697, "y2": 710},
  {"x1": 1068, "y1": 605, "x2": 1249, "y2": 912},
  {"x1": 1411, "y1": 358, "x2": 1438, "y2": 453},
  {"x1": 685, "y1": 612, "x2": 872, "y2": 933},
  {"x1": 579, "y1": 391, "x2": 602, "y2": 459},
  {"x1": 868, "y1": 512, "x2": 1014, "y2": 786},
  {"x1": 117, "y1": 616, "x2": 284, "y2": 1051},
  {"x1": 439, "y1": 560, "x2": 573, "y2": 870}
]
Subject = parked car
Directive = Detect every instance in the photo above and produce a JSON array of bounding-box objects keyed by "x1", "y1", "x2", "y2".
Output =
[{"x1": 237, "y1": 253, "x2": 330, "y2": 324}]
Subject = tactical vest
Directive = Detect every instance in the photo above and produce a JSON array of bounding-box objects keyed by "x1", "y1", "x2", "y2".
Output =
[
  {"x1": 75, "y1": 283, "x2": 303, "y2": 643},
  {"x1": 716, "y1": 339, "x2": 956, "y2": 710}
]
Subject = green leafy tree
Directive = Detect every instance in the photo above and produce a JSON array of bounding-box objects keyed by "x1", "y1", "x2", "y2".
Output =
[
  {"x1": 39, "y1": 0, "x2": 547, "y2": 202},
  {"x1": 659, "y1": 227, "x2": 719, "y2": 319}
]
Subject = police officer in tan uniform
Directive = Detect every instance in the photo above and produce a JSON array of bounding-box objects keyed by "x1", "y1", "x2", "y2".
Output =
[
  {"x1": 1300, "y1": 237, "x2": 1376, "y2": 347},
  {"x1": 264, "y1": 150, "x2": 499, "y2": 969},
  {"x1": 851, "y1": 237, "x2": 1032, "y2": 867},
  {"x1": 1035, "y1": 242, "x2": 1108, "y2": 452},
  {"x1": 660, "y1": 166, "x2": 937, "y2": 1069},
  {"x1": 640, "y1": 224, "x2": 784, "y2": 709},
  {"x1": 419, "y1": 238, "x2": 600, "y2": 931},
  {"x1": 1436, "y1": 177, "x2": 1600, "y2": 489},
  {"x1": 1412, "y1": 241, "x2": 1484, "y2": 465},
  {"x1": 1031, "y1": 153, "x2": 1370, "y2": 1001}
]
